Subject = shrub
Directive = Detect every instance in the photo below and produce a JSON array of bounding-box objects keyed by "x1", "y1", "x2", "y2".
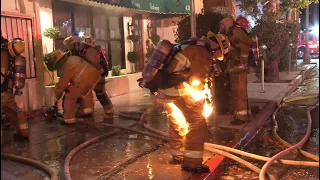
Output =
[
  {"x1": 127, "y1": 51, "x2": 140, "y2": 64},
  {"x1": 111, "y1": 65, "x2": 121, "y2": 76}
]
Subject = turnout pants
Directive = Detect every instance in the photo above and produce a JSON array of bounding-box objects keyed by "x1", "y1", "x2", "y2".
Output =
[
  {"x1": 94, "y1": 78, "x2": 114, "y2": 122},
  {"x1": 230, "y1": 71, "x2": 251, "y2": 121},
  {"x1": 1, "y1": 92, "x2": 29, "y2": 137},
  {"x1": 165, "y1": 95, "x2": 208, "y2": 168}
]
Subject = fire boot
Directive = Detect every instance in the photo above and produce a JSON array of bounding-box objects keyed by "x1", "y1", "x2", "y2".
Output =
[{"x1": 94, "y1": 81, "x2": 114, "y2": 123}]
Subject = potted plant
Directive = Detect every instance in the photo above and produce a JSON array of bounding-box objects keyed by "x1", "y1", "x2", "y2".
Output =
[
  {"x1": 150, "y1": 34, "x2": 160, "y2": 45},
  {"x1": 43, "y1": 27, "x2": 61, "y2": 51},
  {"x1": 111, "y1": 65, "x2": 122, "y2": 76},
  {"x1": 127, "y1": 51, "x2": 140, "y2": 73}
]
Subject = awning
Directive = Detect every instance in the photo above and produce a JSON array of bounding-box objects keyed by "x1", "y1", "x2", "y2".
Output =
[
  {"x1": 88, "y1": 0, "x2": 190, "y2": 14},
  {"x1": 164, "y1": 0, "x2": 190, "y2": 14}
]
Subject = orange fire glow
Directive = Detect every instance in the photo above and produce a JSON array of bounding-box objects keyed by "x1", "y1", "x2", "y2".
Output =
[{"x1": 167, "y1": 79, "x2": 213, "y2": 136}]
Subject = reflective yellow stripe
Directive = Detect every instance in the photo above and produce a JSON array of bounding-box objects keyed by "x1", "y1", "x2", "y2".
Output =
[
  {"x1": 236, "y1": 110, "x2": 248, "y2": 115},
  {"x1": 64, "y1": 118, "x2": 76, "y2": 124},
  {"x1": 174, "y1": 53, "x2": 191, "y2": 72},
  {"x1": 19, "y1": 123, "x2": 28, "y2": 130},
  {"x1": 184, "y1": 150, "x2": 203, "y2": 158},
  {"x1": 158, "y1": 87, "x2": 189, "y2": 97},
  {"x1": 83, "y1": 108, "x2": 94, "y2": 114},
  {"x1": 171, "y1": 149, "x2": 184, "y2": 156}
]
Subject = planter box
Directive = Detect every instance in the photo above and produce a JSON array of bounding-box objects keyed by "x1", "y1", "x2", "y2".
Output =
[
  {"x1": 45, "y1": 86, "x2": 62, "y2": 111},
  {"x1": 45, "y1": 73, "x2": 142, "y2": 107},
  {"x1": 93, "y1": 72, "x2": 142, "y2": 101}
]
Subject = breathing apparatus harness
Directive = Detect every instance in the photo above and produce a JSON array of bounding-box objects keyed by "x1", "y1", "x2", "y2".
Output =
[{"x1": 139, "y1": 38, "x2": 222, "y2": 95}]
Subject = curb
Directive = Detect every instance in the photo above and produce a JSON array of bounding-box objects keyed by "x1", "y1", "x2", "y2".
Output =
[{"x1": 191, "y1": 64, "x2": 317, "y2": 180}]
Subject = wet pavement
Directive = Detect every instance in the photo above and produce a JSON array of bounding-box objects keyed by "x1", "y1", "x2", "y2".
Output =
[
  {"x1": 1, "y1": 61, "x2": 318, "y2": 180},
  {"x1": 220, "y1": 59, "x2": 319, "y2": 180}
]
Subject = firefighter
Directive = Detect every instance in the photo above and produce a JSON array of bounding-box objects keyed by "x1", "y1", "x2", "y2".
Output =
[
  {"x1": 236, "y1": 16, "x2": 260, "y2": 70},
  {"x1": 74, "y1": 33, "x2": 114, "y2": 121},
  {"x1": 1, "y1": 36, "x2": 29, "y2": 139},
  {"x1": 140, "y1": 32, "x2": 230, "y2": 173},
  {"x1": 50, "y1": 49, "x2": 101, "y2": 124},
  {"x1": 219, "y1": 17, "x2": 253, "y2": 125}
]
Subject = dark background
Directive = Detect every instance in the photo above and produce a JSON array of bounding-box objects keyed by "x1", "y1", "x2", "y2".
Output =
[{"x1": 300, "y1": 3, "x2": 319, "y2": 30}]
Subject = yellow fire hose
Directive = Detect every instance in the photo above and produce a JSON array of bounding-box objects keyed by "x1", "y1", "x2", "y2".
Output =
[
  {"x1": 260, "y1": 104, "x2": 318, "y2": 180},
  {"x1": 272, "y1": 105, "x2": 319, "y2": 162},
  {"x1": 1, "y1": 153, "x2": 58, "y2": 180}
]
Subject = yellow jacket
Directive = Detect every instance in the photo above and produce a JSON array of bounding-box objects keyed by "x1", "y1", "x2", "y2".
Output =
[
  {"x1": 158, "y1": 44, "x2": 212, "y2": 97},
  {"x1": 55, "y1": 56, "x2": 101, "y2": 100}
]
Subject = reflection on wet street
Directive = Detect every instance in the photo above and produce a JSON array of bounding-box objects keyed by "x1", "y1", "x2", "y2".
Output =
[{"x1": 221, "y1": 60, "x2": 319, "y2": 180}]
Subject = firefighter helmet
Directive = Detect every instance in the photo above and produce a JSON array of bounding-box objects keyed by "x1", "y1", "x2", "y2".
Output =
[
  {"x1": 207, "y1": 31, "x2": 230, "y2": 61},
  {"x1": 63, "y1": 36, "x2": 73, "y2": 47},
  {"x1": 82, "y1": 33, "x2": 95, "y2": 47},
  {"x1": 50, "y1": 49, "x2": 67, "y2": 65},
  {"x1": 8, "y1": 38, "x2": 25, "y2": 58},
  {"x1": 236, "y1": 16, "x2": 250, "y2": 31}
]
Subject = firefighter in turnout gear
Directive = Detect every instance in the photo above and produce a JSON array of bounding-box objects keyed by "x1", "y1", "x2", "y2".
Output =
[
  {"x1": 235, "y1": 16, "x2": 260, "y2": 68},
  {"x1": 1, "y1": 36, "x2": 29, "y2": 139},
  {"x1": 141, "y1": 32, "x2": 230, "y2": 173},
  {"x1": 50, "y1": 50, "x2": 101, "y2": 124},
  {"x1": 219, "y1": 17, "x2": 253, "y2": 125},
  {"x1": 63, "y1": 33, "x2": 114, "y2": 121}
]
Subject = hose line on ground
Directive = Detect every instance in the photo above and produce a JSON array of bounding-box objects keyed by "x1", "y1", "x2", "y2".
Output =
[
  {"x1": 259, "y1": 105, "x2": 317, "y2": 180},
  {"x1": 64, "y1": 120, "x2": 141, "y2": 180},
  {"x1": 1, "y1": 153, "x2": 58, "y2": 180},
  {"x1": 140, "y1": 119, "x2": 319, "y2": 167},
  {"x1": 272, "y1": 104, "x2": 319, "y2": 162}
]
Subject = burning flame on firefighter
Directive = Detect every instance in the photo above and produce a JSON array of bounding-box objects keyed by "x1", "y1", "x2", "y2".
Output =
[
  {"x1": 167, "y1": 102, "x2": 189, "y2": 137},
  {"x1": 167, "y1": 79, "x2": 213, "y2": 136}
]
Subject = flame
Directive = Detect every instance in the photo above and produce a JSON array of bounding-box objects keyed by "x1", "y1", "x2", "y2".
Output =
[
  {"x1": 167, "y1": 102, "x2": 189, "y2": 137},
  {"x1": 167, "y1": 79, "x2": 214, "y2": 137},
  {"x1": 184, "y1": 80, "x2": 213, "y2": 118}
]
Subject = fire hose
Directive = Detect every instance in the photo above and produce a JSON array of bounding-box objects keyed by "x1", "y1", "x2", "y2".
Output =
[
  {"x1": 120, "y1": 113, "x2": 318, "y2": 178},
  {"x1": 259, "y1": 94, "x2": 319, "y2": 180},
  {"x1": 1, "y1": 153, "x2": 58, "y2": 180},
  {"x1": 64, "y1": 102, "x2": 318, "y2": 180}
]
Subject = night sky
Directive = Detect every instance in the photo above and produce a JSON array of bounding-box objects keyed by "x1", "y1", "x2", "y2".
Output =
[{"x1": 300, "y1": 2, "x2": 319, "y2": 30}]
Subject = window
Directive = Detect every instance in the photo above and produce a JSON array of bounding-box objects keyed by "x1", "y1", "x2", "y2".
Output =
[
  {"x1": 1, "y1": 15, "x2": 36, "y2": 78},
  {"x1": 52, "y1": 1, "x2": 71, "y2": 51},
  {"x1": 108, "y1": 16, "x2": 125, "y2": 68},
  {"x1": 52, "y1": 1, "x2": 125, "y2": 69}
]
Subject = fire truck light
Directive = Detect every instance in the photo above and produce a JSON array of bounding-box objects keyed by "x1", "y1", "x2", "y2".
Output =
[
  {"x1": 78, "y1": 31, "x2": 85, "y2": 38},
  {"x1": 311, "y1": 26, "x2": 319, "y2": 35}
]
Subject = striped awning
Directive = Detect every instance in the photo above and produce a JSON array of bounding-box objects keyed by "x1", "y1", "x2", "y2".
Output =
[{"x1": 88, "y1": 0, "x2": 190, "y2": 14}]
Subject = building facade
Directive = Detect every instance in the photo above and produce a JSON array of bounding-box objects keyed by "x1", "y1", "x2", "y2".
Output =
[{"x1": 2, "y1": 0, "x2": 204, "y2": 111}]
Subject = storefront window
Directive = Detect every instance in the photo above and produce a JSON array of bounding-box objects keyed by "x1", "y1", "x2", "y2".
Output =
[
  {"x1": 74, "y1": 6, "x2": 92, "y2": 34},
  {"x1": 52, "y1": 1, "x2": 125, "y2": 70},
  {"x1": 52, "y1": 1, "x2": 71, "y2": 51}
]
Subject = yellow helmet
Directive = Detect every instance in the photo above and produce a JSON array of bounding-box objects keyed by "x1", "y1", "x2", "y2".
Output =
[
  {"x1": 63, "y1": 36, "x2": 73, "y2": 47},
  {"x1": 50, "y1": 49, "x2": 66, "y2": 65},
  {"x1": 8, "y1": 38, "x2": 25, "y2": 58},
  {"x1": 82, "y1": 32, "x2": 95, "y2": 47},
  {"x1": 207, "y1": 31, "x2": 230, "y2": 61}
]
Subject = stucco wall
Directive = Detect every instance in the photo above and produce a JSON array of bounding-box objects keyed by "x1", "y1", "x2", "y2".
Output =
[{"x1": 2, "y1": 0, "x2": 45, "y2": 111}]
